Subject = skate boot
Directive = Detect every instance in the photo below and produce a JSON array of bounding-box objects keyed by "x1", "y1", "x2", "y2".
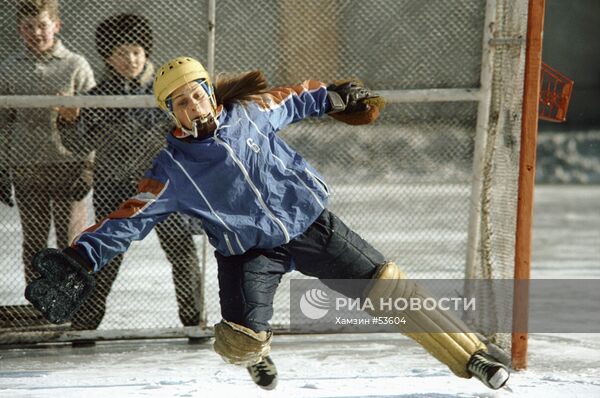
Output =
[
  {"x1": 467, "y1": 350, "x2": 510, "y2": 390},
  {"x1": 247, "y1": 355, "x2": 278, "y2": 390}
]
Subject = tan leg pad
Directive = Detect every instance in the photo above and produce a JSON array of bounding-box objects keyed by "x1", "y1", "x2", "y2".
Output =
[
  {"x1": 366, "y1": 262, "x2": 485, "y2": 378},
  {"x1": 213, "y1": 320, "x2": 272, "y2": 366}
]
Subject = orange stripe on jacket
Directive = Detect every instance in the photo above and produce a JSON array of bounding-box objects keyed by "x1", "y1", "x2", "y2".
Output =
[
  {"x1": 137, "y1": 178, "x2": 166, "y2": 196},
  {"x1": 107, "y1": 178, "x2": 166, "y2": 219},
  {"x1": 71, "y1": 178, "x2": 166, "y2": 243},
  {"x1": 252, "y1": 80, "x2": 325, "y2": 111},
  {"x1": 107, "y1": 198, "x2": 151, "y2": 219}
]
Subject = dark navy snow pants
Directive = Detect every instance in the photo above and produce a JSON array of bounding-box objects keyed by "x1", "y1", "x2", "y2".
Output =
[{"x1": 216, "y1": 209, "x2": 386, "y2": 331}]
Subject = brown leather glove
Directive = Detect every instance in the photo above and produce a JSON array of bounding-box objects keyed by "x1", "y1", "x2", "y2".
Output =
[{"x1": 326, "y1": 80, "x2": 385, "y2": 125}]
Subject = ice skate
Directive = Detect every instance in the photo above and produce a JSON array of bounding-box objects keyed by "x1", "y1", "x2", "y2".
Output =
[
  {"x1": 467, "y1": 350, "x2": 510, "y2": 390},
  {"x1": 247, "y1": 355, "x2": 278, "y2": 390}
]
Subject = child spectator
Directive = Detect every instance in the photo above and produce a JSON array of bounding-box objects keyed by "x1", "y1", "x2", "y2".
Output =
[{"x1": 0, "y1": 0, "x2": 95, "y2": 284}]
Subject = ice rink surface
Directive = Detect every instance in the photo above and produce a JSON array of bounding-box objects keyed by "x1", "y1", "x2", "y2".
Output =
[
  {"x1": 2, "y1": 332, "x2": 599, "y2": 397},
  {"x1": 1, "y1": 185, "x2": 599, "y2": 397}
]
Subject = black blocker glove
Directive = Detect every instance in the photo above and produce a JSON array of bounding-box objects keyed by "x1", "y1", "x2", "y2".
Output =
[{"x1": 25, "y1": 248, "x2": 96, "y2": 324}]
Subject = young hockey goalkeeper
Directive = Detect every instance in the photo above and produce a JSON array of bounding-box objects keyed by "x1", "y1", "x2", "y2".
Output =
[{"x1": 25, "y1": 57, "x2": 509, "y2": 391}]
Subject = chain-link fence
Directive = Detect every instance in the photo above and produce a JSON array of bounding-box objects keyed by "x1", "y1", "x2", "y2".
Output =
[{"x1": 0, "y1": 0, "x2": 527, "y2": 351}]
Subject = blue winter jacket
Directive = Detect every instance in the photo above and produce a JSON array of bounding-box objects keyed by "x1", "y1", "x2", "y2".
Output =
[{"x1": 72, "y1": 80, "x2": 332, "y2": 271}]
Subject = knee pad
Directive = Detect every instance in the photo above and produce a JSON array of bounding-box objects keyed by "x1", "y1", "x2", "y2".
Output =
[
  {"x1": 213, "y1": 320, "x2": 272, "y2": 366},
  {"x1": 365, "y1": 261, "x2": 485, "y2": 378}
]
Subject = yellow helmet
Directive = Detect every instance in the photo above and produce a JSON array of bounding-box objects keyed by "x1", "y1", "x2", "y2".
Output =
[{"x1": 153, "y1": 56, "x2": 215, "y2": 111}]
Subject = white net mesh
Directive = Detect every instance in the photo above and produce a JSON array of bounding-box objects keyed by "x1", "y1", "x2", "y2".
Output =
[{"x1": 0, "y1": 0, "x2": 528, "y2": 352}]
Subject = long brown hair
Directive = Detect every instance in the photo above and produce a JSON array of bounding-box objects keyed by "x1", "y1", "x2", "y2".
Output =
[{"x1": 214, "y1": 70, "x2": 268, "y2": 106}]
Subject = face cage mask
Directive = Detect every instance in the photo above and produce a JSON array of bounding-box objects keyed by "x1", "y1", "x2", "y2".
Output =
[{"x1": 167, "y1": 79, "x2": 217, "y2": 138}]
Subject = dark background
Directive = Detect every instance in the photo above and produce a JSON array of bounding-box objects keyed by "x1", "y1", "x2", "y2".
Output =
[{"x1": 541, "y1": 0, "x2": 600, "y2": 131}]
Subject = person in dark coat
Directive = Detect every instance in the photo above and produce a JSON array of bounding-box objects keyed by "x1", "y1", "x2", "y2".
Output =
[{"x1": 67, "y1": 14, "x2": 202, "y2": 330}]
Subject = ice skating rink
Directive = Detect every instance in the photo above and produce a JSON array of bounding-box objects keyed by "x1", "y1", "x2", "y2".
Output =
[
  {"x1": 1, "y1": 185, "x2": 599, "y2": 397},
  {"x1": 1, "y1": 332, "x2": 599, "y2": 397}
]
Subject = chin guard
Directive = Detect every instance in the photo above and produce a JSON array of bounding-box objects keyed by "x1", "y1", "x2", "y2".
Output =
[
  {"x1": 192, "y1": 114, "x2": 217, "y2": 137},
  {"x1": 181, "y1": 113, "x2": 217, "y2": 138}
]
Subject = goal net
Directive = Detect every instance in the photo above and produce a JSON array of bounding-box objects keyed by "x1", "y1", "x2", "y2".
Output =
[{"x1": 0, "y1": 0, "x2": 529, "y2": 358}]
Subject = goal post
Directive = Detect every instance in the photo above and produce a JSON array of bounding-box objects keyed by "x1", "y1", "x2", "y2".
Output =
[{"x1": 513, "y1": 0, "x2": 546, "y2": 370}]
